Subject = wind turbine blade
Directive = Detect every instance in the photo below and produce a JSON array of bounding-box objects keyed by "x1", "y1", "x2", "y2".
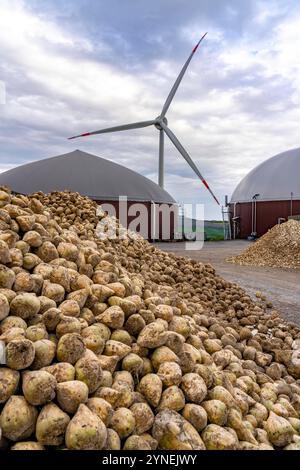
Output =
[
  {"x1": 161, "y1": 122, "x2": 219, "y2": 205},
  {"x1": 68, "y1": 120, "x2": 156, "y2": 140},
  {"x1": 160, "y1": 32, "x2": 207, "y2": 118}
]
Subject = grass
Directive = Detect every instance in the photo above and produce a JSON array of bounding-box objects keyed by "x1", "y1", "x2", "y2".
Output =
[
  {"x1": 179, "y1": 218, "x2": 225, "y2": 241},
  {"x1": 181, "y1": 225, "x2": 224, "y2": 241},
  {"x1": 205, "y1": 226, "x2": 224, "y2": 241}
]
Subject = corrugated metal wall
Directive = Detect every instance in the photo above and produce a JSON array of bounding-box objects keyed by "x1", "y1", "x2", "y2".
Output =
[
  {"x1": 95, "y1": 200, "x2": 177, "y2": 241},
  {"x1": 229, "y1": 200, "x2": 300, "y2": 238}
]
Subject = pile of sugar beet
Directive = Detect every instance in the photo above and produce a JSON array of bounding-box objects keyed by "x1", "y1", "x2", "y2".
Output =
[
  {"x1": 228, "y1": 219, "x2": 300, "y2": 269},
  {"x1": 0, "y1": 188, "x2": 300, "y2": 451}
]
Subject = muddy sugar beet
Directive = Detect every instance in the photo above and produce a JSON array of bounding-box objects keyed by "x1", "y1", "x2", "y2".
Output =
[{"x1": 0, "y1": 187, "x2": 299, "y2": 450}]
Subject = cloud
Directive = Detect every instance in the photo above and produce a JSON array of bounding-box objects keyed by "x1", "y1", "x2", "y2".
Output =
[{"x1": 1, "y1": 0, "x2": 300, "y2": 220}]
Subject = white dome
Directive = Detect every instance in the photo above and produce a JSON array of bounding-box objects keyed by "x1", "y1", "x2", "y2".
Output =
[{"x1": 231, "y1": 147, "x2": 300, "y2": 203}]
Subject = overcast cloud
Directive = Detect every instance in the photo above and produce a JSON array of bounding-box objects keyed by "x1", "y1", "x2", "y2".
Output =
[{"x1": 0, "y1": 0, "x2": 300, "y2": 219}]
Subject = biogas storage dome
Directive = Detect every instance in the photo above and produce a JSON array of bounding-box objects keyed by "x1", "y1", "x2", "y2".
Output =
[
  {"x1": 231, "y1": 147, "x2": 300, "y2": 203},
  {"x1": 229, "y1": 148, "x2": 300, "y2": 239},
  {"x1": 0, "y1": 149, "x2": 175, "y2": 204},
  {"x1": 0, "y1": 150, "x2": 177, "y2": 241}
]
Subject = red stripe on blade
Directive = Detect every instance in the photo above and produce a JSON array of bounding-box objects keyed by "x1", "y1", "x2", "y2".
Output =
[
  {"x1": 202, "y1": 179, "x2": 209, "y2": 189},
  {"x1": 68, "y1": 132, "x2": 91, "y2": 140},
  {"x1": 192, "y1": 33, "x2": 208, "y2": 53}
]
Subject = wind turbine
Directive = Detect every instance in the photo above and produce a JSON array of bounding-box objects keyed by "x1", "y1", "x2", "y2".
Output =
[{"x1": 69, "y1": 33, "x2": 219, "y2": 204}]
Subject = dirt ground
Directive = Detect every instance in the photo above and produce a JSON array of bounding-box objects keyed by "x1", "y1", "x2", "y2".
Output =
[{"x1": 155, "y1": 240, "x2": 300, "y2": 327}]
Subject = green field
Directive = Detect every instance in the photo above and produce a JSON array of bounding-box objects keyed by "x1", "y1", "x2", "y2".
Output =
[
  {"x1": 204, "y1": 226, "x2": 224, "y2": 241},
  {"x1": 180, "y1": 217, "x2": 224, "y2": 241}
]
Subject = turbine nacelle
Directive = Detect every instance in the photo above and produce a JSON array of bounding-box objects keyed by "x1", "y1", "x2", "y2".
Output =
[
  {"x1": 154, "y1": 116, "x2": 168, "y2": 131},
  {"x1": 68, "y1": 33, "x2": 220, "y2": 205}
]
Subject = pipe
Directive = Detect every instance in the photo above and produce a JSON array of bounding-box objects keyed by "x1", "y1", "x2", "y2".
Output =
[
  {"x1": 151, "y1": 201, "x2": 156, "y2": 242},
  {"x1": 251, "y1": 194, "x2": 260, "y2": 237},
  {"x1": 254, "y1": 198, "x2": 257, "y2": 234},
  {"x1": 228, "y1": 214, "x2": 232, "y2": 240},
  {"x1": 233, "y1": 202, "x2": 237, "y2": 240}
]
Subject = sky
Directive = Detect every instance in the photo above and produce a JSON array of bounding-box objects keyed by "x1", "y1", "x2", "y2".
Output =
[{"x1": 1, "y1": 0, "x2": 300, "y2": 220}]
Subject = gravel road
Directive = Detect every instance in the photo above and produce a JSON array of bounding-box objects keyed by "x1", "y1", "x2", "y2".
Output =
[{"x1": 155, "y1": 240, "x2": 300, "y2": 327}]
